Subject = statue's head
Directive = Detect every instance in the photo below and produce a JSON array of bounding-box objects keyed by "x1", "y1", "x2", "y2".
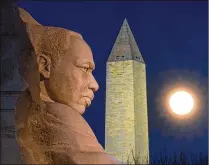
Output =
[{"x1": 19, "y1": 25, "x2": 99, "y2": 114}]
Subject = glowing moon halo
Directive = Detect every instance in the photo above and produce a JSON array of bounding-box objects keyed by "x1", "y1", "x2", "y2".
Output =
[{"x1": 169, "y1": 91, "x2": 194, "y2": 115}]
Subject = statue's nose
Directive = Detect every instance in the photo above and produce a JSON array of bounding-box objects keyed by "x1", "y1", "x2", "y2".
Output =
[{"x1": 89, "y1": 75, "x2": 99, "y2": 92}]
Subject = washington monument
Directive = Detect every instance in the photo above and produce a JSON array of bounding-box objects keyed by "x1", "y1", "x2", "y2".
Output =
[{"x1": 105, "y1": 18, "x2": 149, "y2": 163}]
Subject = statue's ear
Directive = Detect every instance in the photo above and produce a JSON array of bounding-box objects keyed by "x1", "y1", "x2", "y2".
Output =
[{"x1": 37, "y1": 54, "x2": 51, "y2": 79}]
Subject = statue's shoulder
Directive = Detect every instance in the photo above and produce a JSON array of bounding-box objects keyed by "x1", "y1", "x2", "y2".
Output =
[
  {"x1": 44, "y1": 102, "x2": 81, "y2": 119},
  {"x1": 44, "y1": 102, "x2": 87, "y2": 124},
  {"x1": 43, "y1": 102, "x2": 96, "y2": 138}
]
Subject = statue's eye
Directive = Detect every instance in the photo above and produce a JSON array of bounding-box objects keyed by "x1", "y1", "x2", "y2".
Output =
[{"x1": 81, "y1": 67, "x2": 89, "y2": 72}]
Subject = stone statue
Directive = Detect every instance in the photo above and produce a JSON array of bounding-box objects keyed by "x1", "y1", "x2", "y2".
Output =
[{"x1": 14, "y1": 7, "x2": 122, "y2": 164}]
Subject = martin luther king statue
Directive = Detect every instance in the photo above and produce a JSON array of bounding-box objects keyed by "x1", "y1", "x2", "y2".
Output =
[{"x1": 11, "y1": 6, "x2": 122, "y2": 164}]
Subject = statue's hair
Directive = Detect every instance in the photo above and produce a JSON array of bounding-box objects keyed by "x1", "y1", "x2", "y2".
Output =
[
  {"x1": 18, "y1": 24, "x2": 83, "y2": 91},
  {"x1": 27, "y1": 25, "x2": 82, "y2": 66},
  {"x1": 19, "y1": 24, "x2": 83, "y2": 75},
  {"x1": 18, "y1": 7, "x2": 83, "y2": 71}
]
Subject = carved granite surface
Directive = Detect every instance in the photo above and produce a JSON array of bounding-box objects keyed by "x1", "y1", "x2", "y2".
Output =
[{"x1": 1, "y1": 2, "x2": 122, "y2": 164}]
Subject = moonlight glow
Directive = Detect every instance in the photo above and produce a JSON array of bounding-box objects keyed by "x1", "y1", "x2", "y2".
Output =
[{"x1": 169, "y1": 91, "x2": 194, "y2": 115}]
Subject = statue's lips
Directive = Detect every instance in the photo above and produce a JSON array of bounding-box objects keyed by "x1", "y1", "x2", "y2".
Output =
[{"x1": 83, "y1": 96, "x2": 92, "y2": 107}]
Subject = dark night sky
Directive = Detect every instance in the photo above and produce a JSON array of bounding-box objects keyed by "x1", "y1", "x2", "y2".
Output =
[{"x1": 14, "y1": 1, "x2": 208, "y2": 158}]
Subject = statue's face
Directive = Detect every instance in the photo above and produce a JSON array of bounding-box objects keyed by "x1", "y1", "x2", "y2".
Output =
[{"x1": 45, "y1": 36, "x2": 99, "y2": 114}]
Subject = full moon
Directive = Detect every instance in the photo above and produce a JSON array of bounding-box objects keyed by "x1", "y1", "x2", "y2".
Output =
[{"x1": 169, "y1": 91, "x2": 194, "y2": 115}]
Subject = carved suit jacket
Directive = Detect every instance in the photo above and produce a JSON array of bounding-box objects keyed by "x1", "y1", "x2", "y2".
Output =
[{"x1": 14, "y1": 89, "x2": 122, "y2": 164}]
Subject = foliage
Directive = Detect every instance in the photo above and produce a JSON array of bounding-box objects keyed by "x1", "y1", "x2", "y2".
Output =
[{"x1": 126, "y1": 150, "x2": 208, "y2": 165}]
